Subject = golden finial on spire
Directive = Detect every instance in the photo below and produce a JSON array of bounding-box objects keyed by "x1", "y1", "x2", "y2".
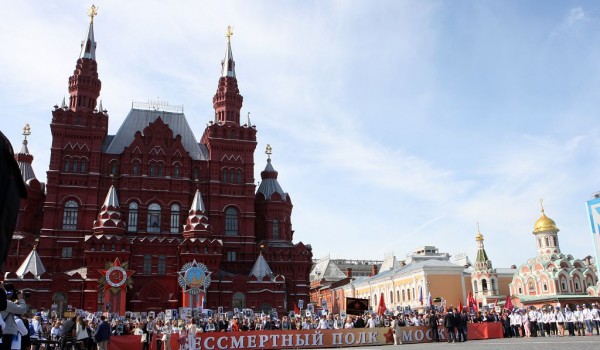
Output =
[
  {"x1": 22, "y1": 123, "x2": 31, "y2": 140},
  {"x1": 475, "y1": 222, "x2": 484, "y2": 241},
  {"x1": 225, "y1": 25, "x2": 234, "y2": 43},
  {"x1": 539, "y1": 198, "x2": 545, "y2": 214},
  {"x1": 88, "y1": 4, "x2": 98, "y2": 22},
  {"x1": 33, "y1": 237, "x2": 40, "y2": 251},
  {"x1": 265, "y1": 144, "x2": 272, "y2": 160}
]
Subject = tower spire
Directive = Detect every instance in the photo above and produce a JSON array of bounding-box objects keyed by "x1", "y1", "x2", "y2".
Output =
[
  {"x1": 80, "y1": 5, "x2": 98, "y2": 60},
  {"x1": 213, "y1": 25, "x2": 243, "y2": 125},
  {"x1": 68, "y1": 4, "x2": 102, "y2": 111},
  {"x1": 15, "y1": 123, "x2": 36, "y2": 182},
  {"x1": 222, "y1": 26, "x2": 236, "y2": 78},
  {"x1": 183, "y1": 190, "x2": 213, "y2": 238}
]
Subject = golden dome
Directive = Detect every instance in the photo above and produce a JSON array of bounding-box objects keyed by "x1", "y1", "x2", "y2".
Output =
[
  {"x1": 475, "y1": 222, "x2": 484, "y2": 241},
  {"x1": 533, "y1": 209, "x2": 559, "y2": 233},
  {"x1": 475, "y1": 231, "x2": 484, "y2": 241}
]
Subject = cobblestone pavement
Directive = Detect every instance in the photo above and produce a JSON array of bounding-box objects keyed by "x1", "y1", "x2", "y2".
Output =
[{"x1": 315, "y1": 336, "x2": 600, "y2": 350}]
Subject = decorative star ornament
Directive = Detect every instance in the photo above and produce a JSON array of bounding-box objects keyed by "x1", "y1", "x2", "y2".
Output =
[
  {"x1": 99, "y1": 258, "x2": 134, "y2": 294},
  {"x1": 178, "y1": 260, "x2": 211, "y2": 295}
]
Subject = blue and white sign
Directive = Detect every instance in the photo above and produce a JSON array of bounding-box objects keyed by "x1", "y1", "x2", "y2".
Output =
[
  {"x1": 585, "y1": 197, "x2": 600, "y2": 274},
  {"x1": 298, "y1": 299, "x2": 304, "y2": 309}
]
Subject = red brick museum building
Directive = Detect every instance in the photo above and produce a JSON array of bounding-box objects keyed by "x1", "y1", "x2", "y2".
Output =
[{"x1": 4, "y1": 11, "x2": 312, "y2": 316}]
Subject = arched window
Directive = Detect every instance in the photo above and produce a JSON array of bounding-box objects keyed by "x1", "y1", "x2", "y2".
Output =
[
  {"x1": 222, "y1": 170, "x2": 228, "y2": 183},
  {"x1": 147, "y1": 203, "x2": 161, "y2": 233},
  {"x1": 174, "y1": 164, "x2": 180, "y2": 177},
  {"x1": 544, "y1": 237, "x2": 549, "y2": 247},
  {"x1": 128, "y1": 202, "x2": 138, "y2": 232},
  {"x1": 237, "y1": 170, "x2": 242, "y2": 184},
  {"x1": 561, "y1": 277, "x2": 568, "y2": 291},
  {"x1": 149, "y1": 163, "x2": 155, "y2": 176},
  {"x1": 232, "y1": 292, "x2": 246, "y2": 309},
  {"x1": 193, "y1": 167, "x2": 200, "y2": 181},
  {"x1": 390, "y1": 291, "x2": 393, "y2": 303},
  {"x1": 473, "y1": 281, "x2": 478, "y2": 293},
  {"x1": 491, "y1": 279, "x2": 496, "y2": 294},
  {"x1": 272, "y1": 219, "x2": 280, "y2": 239},
  {"x1": 170, "y1": 204, "x2": 180, "y2": 234},
  {"x1": 402, "y1": 290, "x2": 406, "y2": 301},
  {"x1": 111, "y1": 163, "x2": 118, "y2": 176},
  {"x1": 396, "y1": 290, "x2": 400, "y2": 303},
  {"x1": 72, "y1": 159, "x2": 78, "y2": 173},
  {"x1": 62, "y1": 200, "x2": 78, "y2": 230},
  {"x1": 157, "y1": 164, "x2": 163, "y2": 177},
  {"x1": 527, "y1": 279, "x2": 536, "y2": 294},
  {"x1": 80, "y1": 160, "x2": 87, "y2": 173},
  {"x1": 132, "y1": 162, "x2": 139, "y2": 176},
  {"x1": 64, "y1": 159, "x2": 70, "y2": 172},
  {"x1": 225, "y1": 207, "x2": 239, "y2": 236},
  {"x1": 574, "y1": 279, "x2": 580, "y2": 291},
  {"x1": 482, "y1": 279, "x2": 488, "y2": 293}
]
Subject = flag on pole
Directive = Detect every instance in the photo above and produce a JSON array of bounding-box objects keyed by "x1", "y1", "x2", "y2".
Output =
[
  {"x1": 377, "y1": 294, "x2": 386, "y2": 316},
  {"x1": 504, "y1": 295, "x2": 514, "y2": 311},
  {"x1": 294, "y1": 302, "x2": 300, "y2": 315},
  {"x1": 458, "y1": 300, "x2": 464, "y2": 312},
  {"x1": 467, "y1": 291, "x2": 478, "y2": 313},
  {"x1": 418, "y1": 286, "x2": 423, "y2": 305}
]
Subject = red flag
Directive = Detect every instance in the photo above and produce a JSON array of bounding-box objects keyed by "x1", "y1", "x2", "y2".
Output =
[
  {"x1": 294, "y1": 302, "x2": 300, "y2": 315},
  {"x1": 377, "y1": 294, "x2": 386, "y2": 316},
  {"x1": 458, "y1": 300, "x2": 464, "y2": 312},
  {"x1": 504, "y1": 295, "x2": 514, "y2": 311},
  {"x1": 467, "y1": 291, "x2": 478, "y2": 313}
]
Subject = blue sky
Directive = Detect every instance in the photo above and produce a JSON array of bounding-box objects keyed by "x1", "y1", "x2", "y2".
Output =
[{"x1": 2, "y1": 1, "x2": 600, "y2": 268}]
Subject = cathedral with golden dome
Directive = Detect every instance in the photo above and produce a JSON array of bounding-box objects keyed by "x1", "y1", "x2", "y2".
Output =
[{"x1": 509, "y1": 202, "x2": 599, "y2": 308}]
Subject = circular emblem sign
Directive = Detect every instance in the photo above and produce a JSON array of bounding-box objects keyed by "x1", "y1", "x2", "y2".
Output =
[
  {"x1": 106, "y1": 266, "x2": 127, "y2": 288},
  {"x1": 178, "y1": 260, "x2": 211, "y2": 295}
]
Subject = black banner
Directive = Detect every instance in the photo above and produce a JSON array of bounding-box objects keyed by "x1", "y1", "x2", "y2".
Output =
[{"x1": 345, "y1": 297, "x2": 369, "y2": 315}]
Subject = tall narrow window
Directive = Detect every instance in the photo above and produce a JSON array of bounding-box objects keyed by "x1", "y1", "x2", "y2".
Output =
[
  {"x1": 193, "y1": 167, "x2": 200, "y2": 181},
  {"x1": 222, "y1": 170, "x2": 228, "y2": 183},
  {"x1": 157, "y1": 164, "x2": 163, "y2": 177},
  {"x1": 111, "y1": 163, "x2": 118, "y2": 176},
  {"x1": 64, "y1": 159, "x2": 71, "y2": 172},
  {"x1": 62, "y1": 200, "x2": 79, "y2": 230},
  {"x1": 482, "y1": 279, "x2": 488, "y2": 293},
  {"x1": 149, "y1": 163, "x2": 155, "y2": 176},
  {"x1": 272, "y1": 219, "x2": 280, "y2": 239},
  {"x1": 174, "y1": 164, "x2": 180, "y2": 177},
  {"x1": 80, "y1": 160, "x2": 87, "y2": 173},
  {"x1": 72, "y1": 160, "x2": 78, "y2": 173},
  {"x1": 133, "y1": 162, "x2": 139, "y2": 176},
  {"x1": 237, "y1": 170, "x2": 242, "y2": 184},
  {"x1": 170, "y1": 204, "x2": 180, "y2": 234},
  {"x1": 147, "y1": 203, "x2": 161, "y2": 233},
  {"x1": 158, "y1": 255, "x2": 166, "y2": 275},
  {"x1": 227, "y1": 251, "x2": 237, "y2": 261},
  {"x1": 143, "y1": 255, "x2": 152, "y2": 275},
  {"x1": 128, "y1": 202, "x2": 138, "y2": 233},
  {"x1": 225, "y1": 207, "x2": 239, "y2": 236}
]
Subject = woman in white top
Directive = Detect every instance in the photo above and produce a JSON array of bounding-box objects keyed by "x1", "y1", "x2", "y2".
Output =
[
  {"x1": 11, "y1": 316, "x2": 28, "y2": 350},
  {"x1": 344, "y1": 317, "x2": 354, "y2": 329},
  {"x1": 186, "y1": 320, "x2": 198, "y2": 349},
  {"x1": 50, "y1": 321, "x2": 62, "y2": 341}
]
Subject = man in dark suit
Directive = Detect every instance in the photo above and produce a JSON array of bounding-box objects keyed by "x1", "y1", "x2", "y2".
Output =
[
  {"x1": 429, "y1": 311, "x2": 439, "y2": 342},
  {"x1": 444, "y1": 308, "x2": 456, "y2": 343}
]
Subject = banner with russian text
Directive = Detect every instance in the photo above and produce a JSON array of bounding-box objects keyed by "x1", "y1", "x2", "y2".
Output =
[{"x1": 107, "y1": 323, "x2": 503, "y2": 350}]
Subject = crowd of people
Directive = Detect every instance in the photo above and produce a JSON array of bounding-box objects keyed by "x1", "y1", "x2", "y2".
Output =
[{"x1": 3, "y1": 280, "x2": 600, "y2": 350}]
